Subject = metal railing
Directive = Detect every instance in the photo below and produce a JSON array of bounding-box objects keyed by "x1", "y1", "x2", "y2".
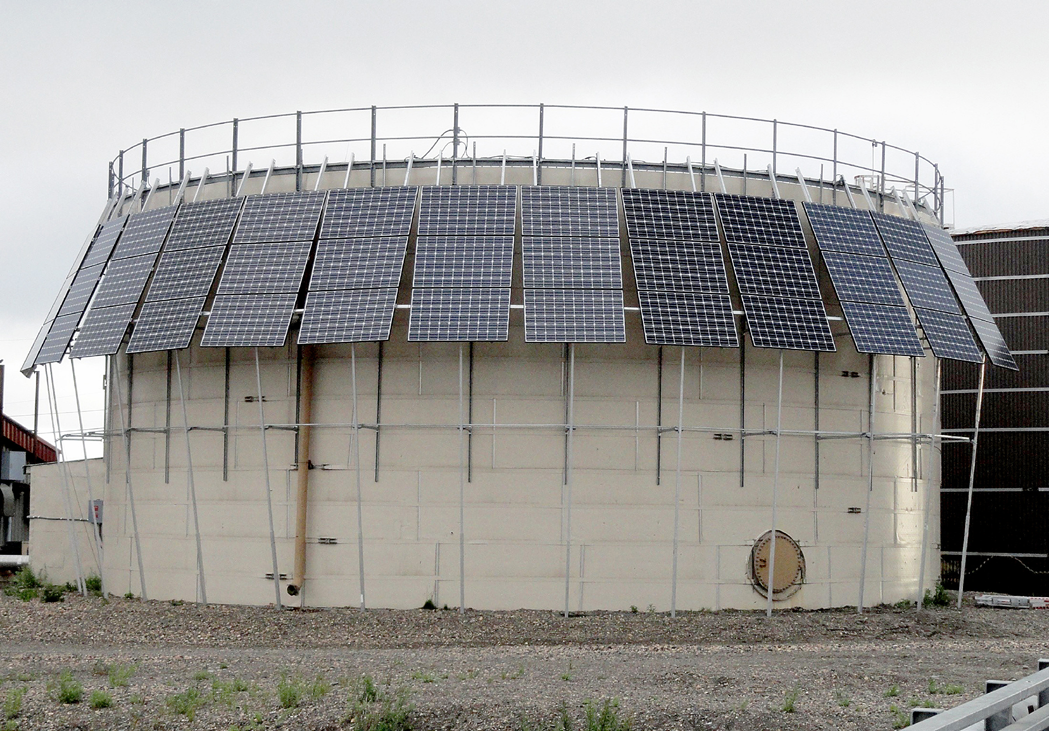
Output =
[
  {"x1": 106, "y1": 103, "x2": 946, "y2": 221},
  {"x1": 910, "y1": 659, "x2": 1049, "y2": 731}
]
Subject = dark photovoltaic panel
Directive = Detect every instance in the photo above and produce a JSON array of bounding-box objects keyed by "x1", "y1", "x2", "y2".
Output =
[
  {"x1": 820, "y1": 251, "x2": 908, "y2": 307},
  {"x1": 637, "y1": 291, "x2": 738, "y2": 347},
  {"x1": 621, "y1": 189, "x2": 718, "y2": 241},
  {"x1": 871, "y1": 212, "x2": 939, "y2": 266},
  {"x1": 299, "y1": 289, "x2": 398, "y2": 344},
  {"x1": 893, "y1": 259, "x2": 962, "y2": 314},
  {"x1": 415, "y1": 236, "x2": 514, "y2": 288},
  {"x1": 942, "y1": 272, "x2": 995, "y2": 322},
  {"x1": 217, "y1": 242, "x2": 313, "y2": 294},
  {"x1": 81, "y1": 217, "x2": 128, "y2": 268},
  {"x1": 838, "y1": 302, "x2": 925, "y2": 357},
  {"x1": 524, "y1": 289, "x2": 626, "y2": 343},
  {"x1": 714, "y1": 194, "x2": 806, "y2": 248},
  {"x1": 321, "y1": 187, "x2": 417, "y2": 238},
  {"x1": 200, "y1": 293, "x2": 298, "y2": 347},
  {"x1": 233, "y1": 192, "x2": 325, "y2": 244},
  {"x1": 111, "y1": 205, "x2": 177, "y2": 260},
  {"x1": 969, "y1": 318, "x2": 1019, "y2": 370},
  {"x1": 521, "y1": 187, "x2": 619, "y2": 237},
  {"x1": 145, "y1": 246, "x2": 226, "y2": 301},
  {"x1": 803, "y1": 203, "x2": 886, "y2": 257},
  {"x1": 89, "y1": 254, "x2": 156, "y2": 308},
  {"x1": 35, "y1": 313, "x2": 81, "y2": 365},
  {"x1": 165, "y1": 197, "x2": 244, "y2": 250},
  {"x1": 522, "y1": 238, "x2": 622, "y2": 289},
  {"x1": 630, "y1": 240, "x2": 731, "y2": 293},
  {"x1": 68, "y1": 303, "x2": 139, "y2": 358},
  {"x1": 912, "y1": 308, "x2": 982, "y2": 363},
  {"x1": 740, "y1": 295, "x2": 835, "y2": 352},
  {"x1": 727, "y1": 243, "x2": 822, "y2": 300},
  {"x1": 408, "y1": 288, "x2": 510, "y2": 342},
  {"x1": 310, "y1": 237, "x2": 408, "y2": 290},
  {"x1": 126, "y1": 297, "x2": 208, "y2": 354},
  {"x1": 57, "y1": 264, "x2": 104, "y2": 316},
  {"x1": 417, "y1": 186, "x2": 516, "y2": 236},
  {"x1": 922, "y1": 223, "x2": 969, "y2": 273}
]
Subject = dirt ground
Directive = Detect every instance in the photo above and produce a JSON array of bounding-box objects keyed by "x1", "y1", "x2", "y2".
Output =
[{"x1": 1, "y1": 593, "x2": 1046, "y2": 730}]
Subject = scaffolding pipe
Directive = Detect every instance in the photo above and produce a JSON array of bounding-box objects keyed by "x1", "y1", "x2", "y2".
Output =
[
  {"x1": 766, "y1": 351, "x2": 784, "y2": 618},
  {"x1": 70, "y1": 360, "x2": 105, "y2": 592},
  {"x1": 289, "y1": 346, "x2": 315, "y2": 598},
  {"x1": 458, "y1": 344, "x2": 466, "y2": 615},
  {"x1": 957, "y1": 356, "x2": 988, "y2": 607},
  {"x1": 112, "y1": 356, "x2": 147, "y2": 600},
  {"x1": 858, "y1": 354, "x2": 878, "y2": 613},
  {"x1": 44, "y1": 365, "x2": 86, "y2": 595},
  {"x1": 671, "y1": 347, "x2": 685, "y2": 618},
  {"x1": 254, "y1": 349, "x2": 282, "y2": 609},
  {"x1": 174, "y1": 352, "x2": 207, "y2": 604},
  {"x1": 351, "y1": 345, "x2": 366, "y2": 610},
  {"x1": 917, "y1": 359, "x2": 942, "y2": 610}
]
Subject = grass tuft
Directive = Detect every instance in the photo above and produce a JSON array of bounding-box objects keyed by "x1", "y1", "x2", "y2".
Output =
[
  {"x1": 89, "y1": 689, "x2": 113, "y2": 709},
  {"x1": 166, "y1": 687, "x2": 205, "y2": 720},
  {"x1": 3, "y1": 688, "x2": 26, "y2": 720},
  {"x1": 56, "y1": 670, "x2": 83, "y2": 704},
  {"x1": 108, "y1": 663, "x2": 136, "y2": 688},
  {"x1": 782, "y1": 685, "x2": 800, "y2": 713}
]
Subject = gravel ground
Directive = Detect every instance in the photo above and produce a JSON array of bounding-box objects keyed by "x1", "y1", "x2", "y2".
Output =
[{"x1": 1, "y1": 593, "x2": 1047, "y2": 730}]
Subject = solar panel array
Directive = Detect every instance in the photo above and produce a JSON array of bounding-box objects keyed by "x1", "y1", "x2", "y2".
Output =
[
  {"x1": 804, "y1": 203, "x2": 924, "y2": 357},
  {"x1": 409, "y1": 186, "x2": 514, "y2": 341},
  {"x1": 623, "y1": 189, "x2": 737, "y2": 347},
  {"x1": 300, "y1": 187, "x2": 417, "y2": 344},
  {"x1": 923, "y1": 223, "x2": 1018, "y2": 370},
  {"x1": 717, "y1": 195, "x2": 833, "y2": 351},
  {"x1": 127, "y1": 198, "x2": 245, "y2": 354}
]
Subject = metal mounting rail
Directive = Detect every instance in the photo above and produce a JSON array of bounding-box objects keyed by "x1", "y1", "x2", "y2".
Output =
[{"x1": 910, "y1": 660, "x2": 1049, "y2": 731}]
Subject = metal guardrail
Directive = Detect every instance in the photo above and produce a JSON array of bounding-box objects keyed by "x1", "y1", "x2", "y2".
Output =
[
  {"x1": 106, "y1": 103, "x2": 946, "y2": 222},
  {"x1": 910, "y1": 660, "x2": 1049, "y2": 731}
]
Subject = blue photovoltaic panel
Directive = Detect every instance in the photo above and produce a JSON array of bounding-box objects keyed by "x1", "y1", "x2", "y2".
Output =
[
  {"x1": 165, "y1": 197, "x2": 244, "y2": 250},
  {"x1": 81, "y1": 217, "x2": 128, "y2": 268},
  {"x1": 521, "y1": 237, "x2": 622, "y2": 289},
  {"x1": 417, "y1": 186, "x2": 516, "y2": 236},
  {"x1": 728, "y1": 243, "x2": 822, "y2": 300},
  {"x1": 922, "y1": 223, "x2": 969, "y2": 274},
  {"x1": 35, "y1": 313, "x2": 82, "y2": 365},
  {"x1": 637, "y1": 290, "x2": 738, "y2": 347},
  {"x1": 630, "y1": 240, "x2": 731, "y2": 294},
  {"x1": 521, "y1": 186, "x2": 619, "y2": 237},
  {"x1": 621, "y1": 189, "x2": 719, "y2": 242},
  {"x1": 803, "y1": 203, "x2": 886, "y2": 257},
  {"x1": 912, "y1": 308, "x2": 982, "y2": 363},
  {"x1": 524, "y1": 289, "x2": 626, "y2": 343},
  {"x1": 200, "y1": 293, "x2": 298, "y2": 348},
  {"x1": 68, "y1": 303, "x2": 139, "y2": 358},
  {"x1": 320, "y1": 187, "x2": 417, "y2": 238},
  {"x1": 969, "y1": 318, "x2": 1018, "y2": 370},
  {"x1": 57, "y1": 264, "x2": 104, "y2": 316},
  {"x1": 145, "y1": 246, "x2": 226, "y2": 302},
  {"x1": 942, "y1": 271, "x2": 995, "y2": 322},
  {"x1": 838, "y1": 301, "x2": 925, "y2": 357},
  {"x1": 740, "y1": 295, "x2": 835, "y2": 352},
  {"x1": 126, "y1": 297, "x2": 208, "y2": 354},
  {"x1": 111, "y1": 205, "x2": 177, "y2": 260},
  {"x1": 310, "y1": 237, "x2": 408, "y2": 290},
  {"x1": 893, "y1": 259, "x2": 962, "y2": 314},
  {"x1": 217, "y1": 241, "x2": 313, "y2": 295},
  {"x1": 408, "y1": 288, "x2": 510, "y2": 342},
  {"x1": 871, "y1": 212, "x2": 939, "y2": 266},
  {"x1": 299, "y1": 288, "x2": 399, "y2": 344},
  {"x1": 233, "y1": 191, "x2": 325, "y2": 244},
  {"x1": 414, "y1": 236, "x2": 515, "y2": 288},
  {"x1": 714, "y1": 194, "x2": 806, "y2": 248},
  {"x1": 820, "y1": 251, "x2": 908, "y2": 307},
  {"x1": 89, "y1": 254, "x2": 156, "y2": 308}
]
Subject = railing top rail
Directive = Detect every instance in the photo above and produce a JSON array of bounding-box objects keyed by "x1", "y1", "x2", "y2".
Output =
[{"x1": 910, "y1": 664, "x2": 1049, "y2": 731}]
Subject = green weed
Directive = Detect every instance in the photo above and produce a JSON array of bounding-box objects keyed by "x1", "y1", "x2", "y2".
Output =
[
  {"x1": 885, "y1": 684, "x2": 900, "y2": 698},
  {"x1": 923, "y1": 583, "x2": 951, "y2": 608},
  {"x1": 835, "y1": 690, "x2": 851, "y2": 707},
  {"x1": 84, "y1": 574, "x2": 102, "y2": 594},
  {"x1": 56, "y1": 670, "x2": 83, "y2": 704},
  {"x1": 166, "y1": 687, "x2": 205, "y2": 720},
  {"x1": 108, "y1": 663, "x2": 136, "y2": 688},
  {"x1": 583, "y1": 698, "x2": 632, "y2": 731},
  {"x1": 89, "y1": 689, "x2": 113, "y2": 709},
  {"x1": 782, "y1": 686, "x2": 800, "y2": 713},
  {"x1": 890, "y1": 703, "x2": 909, "y2": 729},
  {"x1": 345, "y1": 684, "x2": 413, "y2": 731},
  {"x1": 3, "y1": 688, "x2": 26, "y2": 720}
]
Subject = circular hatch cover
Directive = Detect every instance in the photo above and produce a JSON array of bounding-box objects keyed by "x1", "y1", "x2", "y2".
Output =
[{"x1": 749, "y1": 530, "x2": 805, "y2": 599}]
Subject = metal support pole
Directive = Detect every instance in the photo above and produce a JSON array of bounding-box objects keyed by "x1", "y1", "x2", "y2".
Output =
[
  {"x1": 771, "y1": 119, "x2": 777, "y2": 178},
  {"x1": 832, "y1": 130, "x2": 838, "y2": 206},
  {"x1": 351, "y1": 345, "x2": 366, "y2": 610},
  {"x1": 374, "y1": 341, "x2": 383, "y2": 482},
  {"x1": 468, "y1": 342, "x2": 474, "y2": 482},
  {"x1": 656, "y1": 346, "x2": 663, "y2": 485},
  {"x1": 537, "y1": 103, "x2": 544, "y2": 186},
  {"x1": 958, "y1": 356, "x2": 988, "y2": 607},
  {"x1": 118, "y1": 150, "x2": 124, "y2": 198},
  {"x1": 254, "y1": 349, "x2": 283, "y2": 610},
  {"x1": 739, "y1": 341, "x2": 746, "y2": 488},
  {"x1": 178, "y1": 129, "x2": 185, "y2": 181},
  {"x1": 452, "y1": 103, "x2": 459, "y2": 185},
  {"x1": 917, "y1": 359, "x2": 942, "y2": 610},
  {"x1": 458, "y1": 344, "x2": 466, "y2": 614},
  {"x1": 174, "y1": 352, "x2": 207, "y2": 604},
  {"x1": 140, "y1": 138, "x2": 148, "y2": 188},
  {"x1": 858, "y1": 354, "x2": 877, "y2": 613},
  {"x1": 621, "y1": 107, "x2": 629, "y2": 187},
  {"x1": 231, "y1": 119, "x2": 238, "y2": 175},
  {"x1": 295, "y1": 111, "x2": 303, "y2": 192},
  {"x1": 112, "y1": 356, "x2": 147, "y2": 600},
  {"x1": 108, "y1": 161, "x2": 114, "y2": 199},
  {"x1": 879, "y1": 141, "x2": 887, "y2": 212},
  {"x1": 222, "y1": 348, "x2": 230, "y2": 481},
  {"x1": 766, "y1": 350, "x2": 784, "y2": 618},
  {"x1": 370, "y1": 106, "x2": 377, "y2": 188},
  {"x1": 33, "y1": 371, "x2": 39, "y2": 437},
  {"x1": 914, "y1": 151, "x2": 920, "y2": 204},
  {"x1": 671, "y1": 348, "x2": 685, "y2": 618},
  {"x1": 71, "y1": 360, "x2": 105, "y2": 593},
  {"x1": 44, "y1": 365, "x2": 86, "y2": 596},
  {"x1": 564, "y1": 344, "x2": 576, "y2": 618},
  {"x1": 164, "y1": 352, "x2": 172, "y2": 483},
  {"x1": 700, "y1": 112, "x2": 707, "y2": 193}
]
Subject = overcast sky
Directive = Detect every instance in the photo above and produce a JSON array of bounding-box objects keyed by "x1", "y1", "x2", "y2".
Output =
[{"x1": 2, "y1": 1, "x2": 1047, "y2": 456}]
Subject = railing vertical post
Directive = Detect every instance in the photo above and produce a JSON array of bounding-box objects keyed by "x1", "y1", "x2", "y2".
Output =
[
  {"x1": 537, "y1": 103, "x2": 544, "y2": 186},
  {"x1": 879, "y1": 141, "x2": 887, "y2": 212},
  {"x1": 832, "y1": 130, "x2": 838, "y2": 206},
  {"x1": 178, "y1": 128, "x2": 186, "y2": 181},
  {"x1": 118, "y1": 150, "x2": 125, "y2": 197},
  {"x1": 108, "y1": 161, "x2": 114, "y2": 199},
  {"x1": 771, "y1": 119, "x2": 777, "y2": 178},
  {"x1": 295, "y1": 111, "x2": 303, "y2": 192},
  {"x1": 621, "y1": 106, "x2": 629, "y2": 187},
  {"x1": 140, "y1": 138, "x2": 148, "y2": 189},
  {"x1": 452, "y1": 103, "x2": 460, "y2": 185},
  {"x1": 1039, "y1": 659, "x2": 1049, "y2": 707},
  {"x1": 700, "y1": 111, "x2": 707, "y2": 193},
  {"x1": 370, "y1": 106, "x2": 377, "y2": 188},
  {"x1": 232, "y1": 118, "x2": 239, "y2": 174},
  {"x1": 985, "y1": 681, "x2": 1011, "y2": 731},
  {"x1": 914, "y1": 150, "x2": 920, "y2": 207}
]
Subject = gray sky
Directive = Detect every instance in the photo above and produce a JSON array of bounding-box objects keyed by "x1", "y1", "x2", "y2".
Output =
[{"x1": 2, "y1": 1, "x2": 1047, "y2": 454}]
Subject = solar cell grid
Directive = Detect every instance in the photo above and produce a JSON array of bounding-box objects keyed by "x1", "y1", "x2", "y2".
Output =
[
  {"x1": 838, "y1": 301, "x2": 925, "y2": 357},
  {"x1": 524, "y1": 289, "x2": 626, "y2": 343},
  {"x1": 727, "y1": 243, "x2": 822, "y2": 300},
  {"x1": 912, "y1": 307, "x2": 982, "y2": 362},
  {"x1": 111, "y1": 205, "x2": 177, "y2": 260},
  {"x1": 922, "y1": 223, "x2": 970, "y2": 273},
  {"x1": 714, "y1": 194, "x2": 806, "y2": 248},
  {"x1": 299, "y1": 288, "x2": 399, "y2": 344},
  {"x1": 310, "y1": 237, "x2": 409, "y2": 290},
  {"x1": 82, "y1": 217, "x2": 128, "y2": 266},
  {"x1": 871, "y1": 212, "x2": 939, "y2": 266},
  {"x1": 35, "y1": 313, "x2": 81, "y2": 365},
  {"x1": 57, "y1": 264, "x2": 104, "y2": 317},
  {"x1": 630, "y1": 240, "x2": 731, "y2": 294},
  {"x1": 126, "y1": 297, "x2": 208, "y2": 354},
  {"x1": 520, "y1": 186, "x2": 619, "y2": 237},
  {"x1": 146, "y1": 246, "x2": 226, "y2": 302},
  {"x1": 893, "y1": 259, "x2": 962, "y2": 314},
  {"x1": 943, "y1": 270, "x2": 995, "y2": 322},
  {"x1": 637, "y1": 290, "x2": 738, "y2": 347},
  {"x1": 90, "y1": 254, "x2": 156, "y2": 308},
  {"x1": 321, "y1": 187, "x2": 417, "y2": 238},
  {"x1": 521, "y1": 237, "x2": 622, "y2": 289},
  {"x1": 69, "y1": 303, "x2": 138, "y2": 358},
  {"x1": 165, "y1": 197, "x2": 244, "y2": 250},
  {"x1": 820, "y1": 251, "x2": 908, "y2": 307},
  {"x1": 621, "y1": 189, "x2": 719, "y2": 242},
  {"x1": 217, "y1": 241, "x2": 313, "y2": 295},
  {"x1": 417, "y1": 186, "x2": 516, "y2": 236},
  {"x1": 803, "y1": 203, "x2": 886, "y2": 257},
  {"x1": 740, "y1": 295, "x2": 835, "y2": 352},
  {"x1": 233, "y1": 191, "x2": 325, "y2": 244},
  {"x1": 201, "y1": 293, "x2": 298, "y2": 348},
  {"x1": 414, "y1": 236, "x2": 514, "y2": 288},
  {"x1": 408, "y1": 288, "x2": 511, "y2": 342},
  {"x1": 969, "y1": 318, "x2": 1018, "y2": 370}
]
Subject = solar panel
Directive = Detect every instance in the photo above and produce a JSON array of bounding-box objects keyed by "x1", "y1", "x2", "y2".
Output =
[
  {"x1": 81, "y1": 217, "x2": 128, "y2": 268},
  {"x1": 417, "y1": 186, "x2": 516, "y2": 236},
  {"x1": 35, "y1": 313, "x2": 81, "y2": 365},
  {"x1": 111, "y1": 205, "x2": 177, "y2": 260},
  {"x1": 165, "y1": 197, "x2": 244, "y2": 250},
  {"x1": 912, "y1": 308, "x2": 983, "y2": 362},
  {"x1": 200, "y1": 293, "x2": 298, "y2": 348},
  {"x1": 216, "y1": 241, "x2": 313, "y2": 295},
  {"x1": 637, "y1": 290, "x2": 738, "y2": 347},
  {"x1": 893, "y1": 259, "x2": 962, "y2": 314},
  {"x1": 714, "y1": 194, "x2": 806, "y2": 248},
  {"x1": 740, "y1": 295, "x2": 835, "y2": 352},
  {"x1": 126, "y1": 297, "x2": 207, "y2": 354},
  {"x1": 621, "y1": 189, "x2": 719, "y2": 242},
  {"x1": 838, "y1": 301, "x2": 925, "y2": 357},
  {"x1": 310, "y1": 237, "x2": 409, "y2": 290},
  {"x1": 299, "y1": 288, "x2": 398, "y2": 344},
  {"x1": 803, "y1": 203, "x2": 886, "y2": 257},
  {"x1": 630, "y1": 240, "x2": 731, "y2": 294},
  {"x1": 820, "y1": 251, "x2": 908, "y2": 307},
  {"x1": 68, "y1": 303, "x2": 138, "y2": 358},
  {"x1": 871, "y1": 212, "x2": 939, "y2": 266},
  {"x1": 969, "y1": 317, "x2": 1019, "y2": 371},
  {"x1": 89, "y1": 254, "x2": 156, "y2": 308},
  {"x1": 145, "y1": 246, "x2": 226, "y2": 301},
  {"x1": 233, "y1": 192, "x2": 325, "y2": 244},
  {"x1": 408, "y1": 288, "x2": 510, "y2": 342},
  {"x1": 524, "y1": 289, "x2": 626, "y2": 343},
  {"x1": 520, "y1": 186, "x2": 619, "y2": 237},
  {"x1": 921, "y1": 223, "x2": 969, "y2": 273},
  {"x1": 521, "y1": 237, "x2": 622, "y2": 289},
  {"x1": 415, "y1": 236, "x2": 515, "y2": 288},
  {"x1": 942, "y1": 269, "x2": 995, "y2": 322},
  {"x1": 57, "y1": 264, "x2": 104, "y2": 316},
  {"x1": 320, "y1": 187, "x2": 417, "y2": 238},
  {"x1": 727, "y1": 243, "x2": 822, "y2": 300}
]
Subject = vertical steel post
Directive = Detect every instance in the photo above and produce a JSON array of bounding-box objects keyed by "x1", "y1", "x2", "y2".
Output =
[
  {"x1": 254, "y1": 349, "x2": 282, "y2": 610},
  {"x1": 70, "y1": 361, "x2": 104, "y2": 587},
  {"x1": 879, "y1": 141, "x2": 887, "y2": 212},
  {"x1": 832, "y1": 130, "x2": 838, "y2": 206},
  {"x1": 858, "y1": 354, "x2": 877, "y2": 613},
  {"x1": 374, "y1": 341, "x2": 383, "y2": 482},
  {"x1": 222, "y1": 348, "x2": 230, "y2": 481},
  {"x1": 957, "y1": 356, "x2": 988, "y2": 607},
  {"x1": 537, "y1": 103, "x2": 544, "y2": 186},
  {"x1": 164, "y1": 352, "x2": 172, "y2": 483},
  {"x1": 140, "y1": 139, "x2": 148, "y2": 189},
  {"x1": 118, "y1": 150, "x2": 124, "y2": 197},
  {"x1": 700, "y1": 112, "x2": 707, "y2": 193},
  {"x1": 814, "y1": 352, "x2": 820, "y2": 542},
  {"x1": 739, "y1": 341, "x2": 746, "y2": 489},
  {"x1": 452, "y1": 103, "x2": 460, "y2": 185},
  {"x1": 458, "y1": 344, "x2": 466, "y2": 615},
  {"x1": 914, "y1": 151, "x2": 920, "y2": 204},
  {"x1": 178, "y1": 129, "x2": 185, "y2": 182},
  {"x1": 33, "y1": 371, "x2": 39, "y2": 437},
  {"x1": 231, "y1": 118, "x2": 239, "y2": 175},
  {"x1": 671, "y1": 348, "x2": 685, "y2": 618},
  {"x1": 917, "y1": 359, "x2": 942, "y2": 610},
  {"x1": 370, "y1": 106, "x2": 377, "y2": 188},
  {"x1": 175, "y1": 352, "x2": 207, "y2": 604},
  {"x1": 771, "y1": 119, "x2": 777, "y2": 178},
  {"x1": 108, "y1": 161, "x2": 114, "y2": 199},
  {"x1": 44, "y1": 365, "x2": 86, "y2": 596},
  {"x1": 766, "y1": 350, "x2": 784, "y2": 618},
  {"x1": 656, "y1": 346, "x2": 663, "y2": 485},
  {"x1": 564, "y1": 344, "x2": 576, "y2": 618},
  {"x1": 295, "y1": 111, "x2": 303, "y2": 192},
  {"x1": 621, "y1": 107, "x2": 629, "y2": 187},
  {"x1": 351, "y1": 345, "x2": 366, "y2": 610},
  {"x1": 113, "y1": 356, "x2": 147, "y2": 600}
]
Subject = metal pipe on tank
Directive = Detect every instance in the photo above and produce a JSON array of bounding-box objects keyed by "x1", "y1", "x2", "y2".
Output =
[{"x1": 289, "y1": 345, "x2": 315, "y2": 598}]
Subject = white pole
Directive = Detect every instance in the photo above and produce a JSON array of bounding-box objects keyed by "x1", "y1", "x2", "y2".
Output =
[
  {"x1": 917, "y1": 359, "x2": 942, "y2": 610},
  {"x1": 44, "y1": 365, "x2": 86, "y2": 595},
  {"x1": 70, "y1": 360, "x2": 105, "y2": 592},
  {"x1": 351, "y1": 344, "x2": 366, "y2": 611},
  {"x1": 858, "y1": 354, "x2": 878, "y2": 613},
  {"x1": 174, "y1": 352, "x2": 207, "y2": 604},
  {"x1": 957, "y1": 356, "x2": 988, "y2": 608},
  {"x1": 671, "y1": 347, "x2": 685, "y2": 618},
  {"x1": 458, "y1": 344, "x2": 466, "y2": 615},
  {"x1": 564, "y1": 343, "x2": 575, "y2": 618},
  {"x1": 254, "y1": 348, "x2": 282, "y2": 610},
  {"x1": 766, "y1": 350, "x2": 784, "y2": 618},
  {"x1": 112, "y1": 356, "x2": 147, "y2": 600}
]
